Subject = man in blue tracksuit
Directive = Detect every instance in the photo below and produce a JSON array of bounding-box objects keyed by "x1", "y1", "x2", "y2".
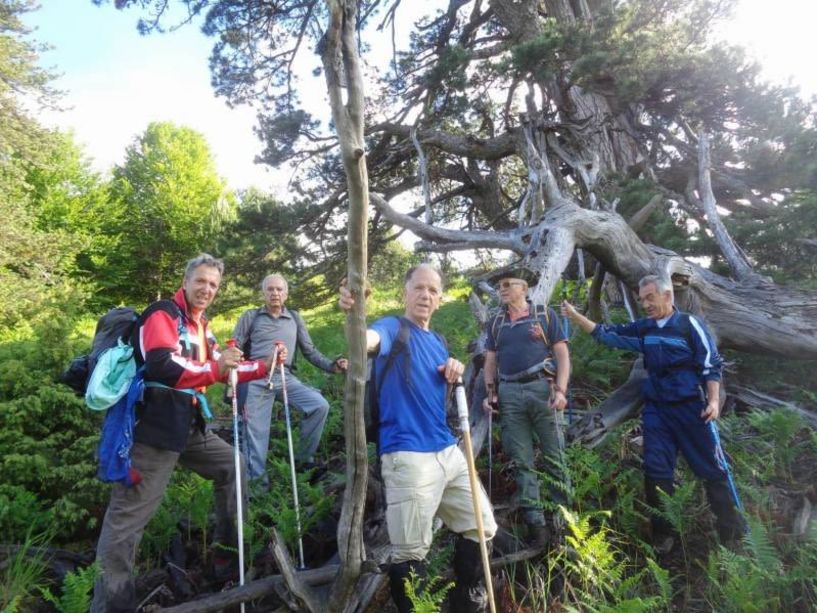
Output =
[{"x1": 562, "y1": 274, "x2": 745, "y2": 552}]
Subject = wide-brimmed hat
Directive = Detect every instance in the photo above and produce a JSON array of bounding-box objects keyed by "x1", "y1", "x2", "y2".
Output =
[{"x1": 486, "y1": 262, "x2": 539, "y2": 286}]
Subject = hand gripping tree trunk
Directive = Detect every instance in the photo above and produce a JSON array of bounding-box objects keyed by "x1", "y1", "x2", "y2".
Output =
[{"x1": 322, "y1": 1, "x2": 370, "y2": 610}]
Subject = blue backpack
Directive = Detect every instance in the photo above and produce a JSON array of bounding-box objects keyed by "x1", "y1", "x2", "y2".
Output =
[{"x1": 62, "y1": 302, "x2": 184, "y2": 487}]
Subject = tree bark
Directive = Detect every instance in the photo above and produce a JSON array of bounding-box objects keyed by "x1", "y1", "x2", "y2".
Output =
[
  {"x1": 696, "y1": 132, "x2": 764, "y2": 285},
  {"x1": 322, "y1": 1, "x2": 369, "y2": 609},
  {"x1": 372, "y1": 194, "x2": 817, "y2": 359}
]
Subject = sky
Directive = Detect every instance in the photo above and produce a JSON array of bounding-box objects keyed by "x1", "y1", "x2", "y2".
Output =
[{"x1": 24, "y1": 0, "x2": 817, "y2": 195}]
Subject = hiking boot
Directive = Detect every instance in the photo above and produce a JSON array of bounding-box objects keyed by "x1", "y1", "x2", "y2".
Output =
[
  {"x1": 705, "y1": 479, "x2": 748, "y2": 546},
  {"x1": 449, "y1": 537, "x2": 492, "y2": 613}
]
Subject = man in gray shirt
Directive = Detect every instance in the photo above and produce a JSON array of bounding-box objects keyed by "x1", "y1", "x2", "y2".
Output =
[{"x1": 233, "y1": 274, "x2": 347, "y2": 483}]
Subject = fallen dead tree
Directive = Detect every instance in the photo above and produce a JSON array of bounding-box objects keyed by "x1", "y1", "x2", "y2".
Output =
[{"x1": 159, "y1": 543, "x2": 551, "y2": 612}]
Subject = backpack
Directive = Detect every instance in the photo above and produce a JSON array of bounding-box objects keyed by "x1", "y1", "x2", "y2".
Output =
[
  {"x1": 60, "y1": 301, "x2": 183, "y2": 487},
  {"x1": 364, "y1": 316, "x2": 448, "y2": 450},
  {"x1": 60, "y1": 307, "x2": 141, "y2": 397},
  {"x1": 490, "y1": 302, "x2": 551, "y2": 346}
]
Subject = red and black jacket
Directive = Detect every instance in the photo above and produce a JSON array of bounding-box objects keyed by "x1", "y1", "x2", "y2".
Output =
[{"x1": 131, "y1": 288, "x2": 268, "y2": 452}]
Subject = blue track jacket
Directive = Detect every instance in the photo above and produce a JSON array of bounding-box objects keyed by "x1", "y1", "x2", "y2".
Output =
[{"x1": 591, "y1": 309, "x2": 723, "y2": 404}]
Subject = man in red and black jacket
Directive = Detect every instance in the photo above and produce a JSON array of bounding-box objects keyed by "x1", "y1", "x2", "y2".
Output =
[{"x1": 92, "y1": 254, "x2": 279, "y2": 613}]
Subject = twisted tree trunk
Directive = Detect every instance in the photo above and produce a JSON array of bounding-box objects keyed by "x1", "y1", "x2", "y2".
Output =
[
  {"x1": 323, "y1": 0, "x2": 370, "y2": 610},
  {"x1": 373, "y1": 195, "x2": 817, "y2": 359}
]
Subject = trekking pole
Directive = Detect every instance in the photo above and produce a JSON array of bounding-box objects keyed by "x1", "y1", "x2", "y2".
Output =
[
  {"x1": 277, "y1": 342, "x2": 306, "y2": 569},
  {"x1": 560, "y1": 278, "x2": 574, "y2": 426},
  {"x1": 265, "y1": 344, "x2": 279, "y2": 390},
  {"x1": 455, "y1": 378, "x2": 496, "y2": 613},
  {"x1": 225, "y1": 340, "x2": 246, "y2": 613},
  {"x1": 487, "y1": 404, "x2": 493, "y2": 501},
  {"x1": 709, "y1": 421, "x2": 745, "y2": 515}
]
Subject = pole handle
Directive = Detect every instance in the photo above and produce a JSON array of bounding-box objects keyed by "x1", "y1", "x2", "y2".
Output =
[
  {"x1": 274, "y1": 341, "x2": 287, "y2": 366},
  {"x1": 225, "y1": 339, "x2": 239, "y2": 387},
  {"x1": 454, "y1": 379, "x2": 469, "y2": 426}
]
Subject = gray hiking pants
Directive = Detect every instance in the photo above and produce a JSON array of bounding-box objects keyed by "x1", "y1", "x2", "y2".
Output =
[
  {"x1": 244, "y1": 372, "x2": 329, "y2": 482},
  {"x1": 91, "y1": 429, "x2": 244, "y2": 613},
  {"x1": 499, "y1": 377, "x2": 568, "y2": 526}
]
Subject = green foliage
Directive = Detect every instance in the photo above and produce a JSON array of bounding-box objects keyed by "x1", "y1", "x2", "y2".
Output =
[
  {"x1": 404, "y1": 570, "x2": 454, "y2": 613},
  {"x1": 369, "y1": 242, "x2": 422, "y2": 287},
  {"x1": 730, "y1": 190, "x2": 817, "y2": 284},
  {"x1": 703, "y1": 519, "x2": 817, "y2": 612},
  {"x1": 140, "y1": 472, "x2": 214, "y2": 569},
  {"x1": 509, "y1": 20, "x2": 564, "y2": 83},
  {"x1": 99, "y1": 121, "x2": 236, "y2": 304},
  {"x1": 243, "y1": 458, "x2": 335, "y2": 565},
  {"x1": 0, "y1": 319, "x2": 107, "y2": 542},
  {"x1": 39, "y1": 562, "x2": 99, "y2": 613},
  {"x1": 654, "y1": 480, "x2": 698, "y2": 563},
  {"x1": 0, "y1": 485, "x2": 53, "y2": 539},
  {"x1": 0, "y1": 0, "x2": 59, "y2": 194},
  {"x1": 745, "y1": 409, "x2": 806, "y2": 479},
  {"x1": 534, "y1": 507, "x2": 671, "y2": 612},
  {"x1": 214, "y1": 189, "x2": 321, "y2": 312},
  {"x1": 0, "y1": 527, "x2": 52, "y2": 612}
]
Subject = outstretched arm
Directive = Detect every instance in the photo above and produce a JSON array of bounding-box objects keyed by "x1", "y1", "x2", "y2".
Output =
[
  {"x1": 561, "y1": 300, "x2": 643, "y2": 353},
  {"x1": 561, "y1": 300, "x2": 597, "y2": 334},
  {"x1": 294, "y1": 311, "x2": 339, "y2": 372}
]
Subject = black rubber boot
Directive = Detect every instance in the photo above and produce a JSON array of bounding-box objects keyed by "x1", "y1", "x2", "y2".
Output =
[
  {"x1": 449, "y1": 536, "x2": 492, "y2": 613},
  {"x1": 644, "y1": 477, "x2": 677, "y2": 554},
  {"x1": 388, "y1": 560, "x2": 427, "y2": 613},
  {"x1": 705, "y1": 479, "x2": 747, "y2": 544}
]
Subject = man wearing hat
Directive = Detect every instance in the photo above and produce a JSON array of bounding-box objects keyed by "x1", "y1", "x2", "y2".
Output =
[{"x1": 482, "y1": 266, "x2": 571, "y2": 546}]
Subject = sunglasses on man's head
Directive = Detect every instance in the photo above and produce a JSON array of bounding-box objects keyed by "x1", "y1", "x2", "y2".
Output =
[{"x1": 497, "y1": 280, "x2": 526, "y2": 289}]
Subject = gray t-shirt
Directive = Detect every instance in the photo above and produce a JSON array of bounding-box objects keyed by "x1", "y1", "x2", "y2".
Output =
[{"x1": 232, "y1": 306, "x2": 335, "y2": 372}]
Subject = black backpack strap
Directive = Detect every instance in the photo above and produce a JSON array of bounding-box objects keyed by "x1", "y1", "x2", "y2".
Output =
[
  {"x1": 489, "y1": 310, "x2": 506, "y2": 346},
  {"x1": 378, "y1": 316, "x2": 411, "y2": 389}
]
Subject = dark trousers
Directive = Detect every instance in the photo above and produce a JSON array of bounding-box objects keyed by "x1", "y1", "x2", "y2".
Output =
[{"x1": 91, "y1": 429, "x2": 245, "y2": 612}]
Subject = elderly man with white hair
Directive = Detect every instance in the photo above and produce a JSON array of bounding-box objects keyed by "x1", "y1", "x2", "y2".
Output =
[
  {"x1": 233, "y1": 273, "x2": 347, "y2": 483},
  {"x1": 562, "y1": 274, "x2": 746, "y2": 554}
]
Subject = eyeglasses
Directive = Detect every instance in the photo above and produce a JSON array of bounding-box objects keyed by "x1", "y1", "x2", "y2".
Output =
[{"x1": 497, "y1": 280, "x2": 526, "y2": 289}]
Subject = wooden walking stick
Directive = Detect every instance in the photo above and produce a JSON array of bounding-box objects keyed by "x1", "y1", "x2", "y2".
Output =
[{"x1": 454, "y1": 378, "x2": 496, "y2": 613}]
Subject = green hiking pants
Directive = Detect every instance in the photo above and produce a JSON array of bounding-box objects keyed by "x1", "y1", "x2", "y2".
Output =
[{"x1": 499, "y1": 377, "x2": 568, "y2": 526}]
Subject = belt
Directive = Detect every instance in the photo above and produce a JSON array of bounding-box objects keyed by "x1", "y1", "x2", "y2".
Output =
[{"x1": 498, "y1": 370, "x2": 550, "y2": 384}]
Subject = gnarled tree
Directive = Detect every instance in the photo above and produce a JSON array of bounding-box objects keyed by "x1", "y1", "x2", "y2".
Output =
[{"x1": 109, "y1": 0, "x2": 817, "y2": 605}]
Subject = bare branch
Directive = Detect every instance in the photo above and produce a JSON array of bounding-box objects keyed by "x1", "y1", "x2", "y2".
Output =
[
  {"x1": 697, "y1": 132, "x2": 764, "y2": 284},
  {"x1": 367, "y1": 123, "x2": 519, "y2": 160},
  {"x1": 410, "y1": 127, "x2": 433, "y2": 223},
  {"x1": 371, "y1": 193, "x2": 524, "y2": 251}
]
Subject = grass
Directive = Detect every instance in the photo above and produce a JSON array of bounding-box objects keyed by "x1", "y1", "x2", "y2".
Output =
[{"x1": 7, "y1": 274, "x2": 817, "y2": 611}]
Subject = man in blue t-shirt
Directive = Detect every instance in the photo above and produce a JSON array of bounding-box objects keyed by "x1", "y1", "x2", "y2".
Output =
[
  {"x1": 340, "y1": 264, "x2": 497, "y2": 613},
  {"x1": 562, "y1": 274, "x2": 746, "y2": 553},
  {"x1": 482, "y1": 268, "x2": 571, "y2": 547}
]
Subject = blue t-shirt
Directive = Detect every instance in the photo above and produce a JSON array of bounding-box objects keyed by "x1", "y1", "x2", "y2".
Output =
[{"x1": 370, "y1": 317, "x2": 456, "y2": 455}]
